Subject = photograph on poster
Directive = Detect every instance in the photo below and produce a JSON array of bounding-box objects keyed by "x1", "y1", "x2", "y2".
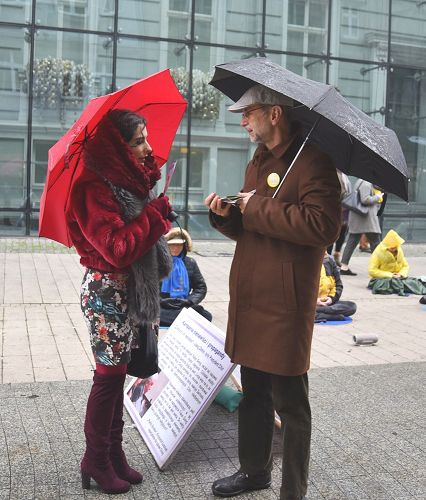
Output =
[
  {"x1": 127, "y1": 372, "x2": 170, "y2": 419},
  {"x1": 124, "y1": 307, "x2": 235, "y2": 469}
]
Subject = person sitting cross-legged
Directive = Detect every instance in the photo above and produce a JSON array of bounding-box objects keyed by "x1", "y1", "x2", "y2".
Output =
[
  {"x1": 315, "y1": 252, "x2": 357, "y2": 322},
  {"x1": 367, "y1": 229, "x2": 426, "y2": 296},
  {"x1": 368, "y1": 229, "x2": 409, "y2": 281}
]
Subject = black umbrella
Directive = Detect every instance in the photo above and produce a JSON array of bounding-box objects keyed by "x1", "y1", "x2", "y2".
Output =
[{"x1": 210, "y1": 57, "x2": 408, "y2": 201}]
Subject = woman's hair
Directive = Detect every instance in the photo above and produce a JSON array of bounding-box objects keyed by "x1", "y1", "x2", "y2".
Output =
[{"x1": 107, "y1": 109, "x2": 147, "y2": 142}]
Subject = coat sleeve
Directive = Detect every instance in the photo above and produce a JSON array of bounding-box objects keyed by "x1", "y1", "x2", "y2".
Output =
[
  {"x1": 242, "y1": 154, "x2": 341, "y2": 247},
  {"x1": 398, "y1": 251, "x2": 409, "y2": 277},
  {"x1": 70, "y1": 180, "x2": 169, "y2": 268},
  {"x1": 186, "y1": 257, "x2": 207, "y2": 305},
  {"x1": 359, "y1": 181, "x2": 381, "y2": 206},
  {"x1": 208, "y1": 207, "x2": 243, "y2": 241}
]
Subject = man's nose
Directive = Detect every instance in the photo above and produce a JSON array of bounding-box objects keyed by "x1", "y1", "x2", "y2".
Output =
[{"x1": 145, "y1": 140, "x2": 153, "y2": 153}]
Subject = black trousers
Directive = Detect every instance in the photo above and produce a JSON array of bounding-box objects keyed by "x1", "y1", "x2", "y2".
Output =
[{"x1": 239, "y1": 366, "x2": 311, "y2": 500}]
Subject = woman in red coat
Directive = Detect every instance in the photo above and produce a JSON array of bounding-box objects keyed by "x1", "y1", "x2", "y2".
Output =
[{"x1": 66, "y1": 109, "x2": 173, "y2": 494}]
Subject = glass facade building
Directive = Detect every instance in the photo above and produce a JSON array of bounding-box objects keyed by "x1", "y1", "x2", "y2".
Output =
[{"x1": 0, "y1": 0, "x2": 425, "y2": 240}]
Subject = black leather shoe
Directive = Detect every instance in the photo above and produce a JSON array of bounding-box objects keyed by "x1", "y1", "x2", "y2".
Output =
[
  {"x1": 340, "y1": 268, "x2": 357, "y2": 276},
  {"x1": 212, "y1": 471, "x2": 271, "y2": 497}
]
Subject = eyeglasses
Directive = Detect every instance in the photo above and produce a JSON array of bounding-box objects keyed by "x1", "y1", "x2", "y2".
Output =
[{"x1": 241, "y1": 106, "x2": 265, "y2": 119}]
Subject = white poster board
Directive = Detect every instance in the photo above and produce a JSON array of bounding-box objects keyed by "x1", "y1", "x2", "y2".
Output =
[{"x1": 124, "y1": 307, "x2": 235, "y2": 469}]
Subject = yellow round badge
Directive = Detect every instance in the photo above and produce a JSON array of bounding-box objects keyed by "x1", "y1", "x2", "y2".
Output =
[{"x1": 267, "y1": 172, "x2": 280, "y2": 188}]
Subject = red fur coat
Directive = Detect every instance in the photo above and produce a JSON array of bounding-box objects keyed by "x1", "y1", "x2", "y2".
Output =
[{"x1": 66, "y1": 115, "x2": 169, "y2": 272}]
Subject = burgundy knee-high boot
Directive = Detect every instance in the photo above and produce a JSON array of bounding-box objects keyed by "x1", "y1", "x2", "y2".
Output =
[
  {"x1": 81, "y1": 371, "x2": 130, "y2": 494},
  {"x1": 110, "y1": 375, "x2": 143, "y2": 484}
]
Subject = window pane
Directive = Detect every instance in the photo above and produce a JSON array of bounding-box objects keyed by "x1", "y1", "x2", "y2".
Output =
[
  {"x1": 0, "y1": 138, "x2": 26, "y2": 209},
  {"x1": 32, "y1": 31, "x2": 113, "y2": 122},
  {"x1": 265, "y1": 52, "x2": 327, "y2": 82},
  {"x1": 118, "y1": 0, "x2": 163, "y2": 37},
  {"x1": 168, "y1": 15, "x2": 189, "y2": 40},
  {"x1": 309, "y1": 2, "x2": 327, "y2": 28},
  {"x1": 197, "y1": 0, "x2": 262, "y2": 47},
  {"x1": 30, "y1": 31, "x2": 113, "y2": 206},
  {"x1": 382, "y1": 216, "x2": 426, "y2": 242},
  {"x1": 33, "y1": 140, "x2": 55, "y2": 190},
  {"x1": 0, "y1": 26, "x2": 29, "y2": 121},
  {"x1": 328, "y1": 61, "x2": 386, "y2": 122},
  {"x1": 36, "y1": 0, "x2": 115, "y2": 32},
  {"x1": 0, "y1": 26, "x2": 29, "y2": 210},
  {"x1": 117, "y1": 38, "x2": 188, "y2": 209},
  {"x1": 188, "y1": 212, "x2": 226, "y2": 239},
  {"x1": 266, "y1": 0, "x2": 328, "y2": 54},
  {"x1": 0, "y1": 0, "x2": 32, "y2": 23},
  {"x1": 391, "y1": 0, "x2": 426, "y2": 69},
  {"x1": 0, "y1": 212, "x2": 26, "y2": 235},
  {"x1": 170, "y1": 0, "x2": 189, "y2": 11},
  {"x1": 287, "y1": 30, "x2": 304, "y2": 52},
  {"x1": 388, "y1": 66, "x2": 426, "y2": 211},
  {"x1": 288, "y1": 0, "x2": 305, "y2": 25},
  {"x1": 157, "y1": 144, "x2": 186, "y2": 210},
  {"x1": 195, "y1": 0, "x2": 212, "y2": 15},
  {"x1": 216, "y1": 148, "x2": 247, "y2": 196},
  {"x1": 331, "y1": 0, "x2": 389, "y2": 61}
]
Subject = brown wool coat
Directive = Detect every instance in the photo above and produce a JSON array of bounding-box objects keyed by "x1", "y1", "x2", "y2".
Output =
[{"x1": 210, "y1": 134, "x2": 341, "y2": 376}]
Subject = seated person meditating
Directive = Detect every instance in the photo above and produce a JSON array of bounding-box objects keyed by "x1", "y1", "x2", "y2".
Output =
[
  {"x1": 160, "y1": 227, "x2": 212, "y2": 326},
  {"x1": 368, "y1": 229, "x2": 409, "y2": 280},
  {"x1": 315, "y1": 252, "x2": 357, "y2": 322},
  {"x1": 367, "y1": 229, "x2": 426, "y2": 295}
]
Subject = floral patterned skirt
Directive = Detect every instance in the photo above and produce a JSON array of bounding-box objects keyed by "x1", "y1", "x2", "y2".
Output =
[{"x1": 81, "y1": 268, "x2": 133, "y2": 366}]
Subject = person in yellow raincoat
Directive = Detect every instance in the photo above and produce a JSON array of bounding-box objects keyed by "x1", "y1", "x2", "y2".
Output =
[
  {"x1": 368, "y1": 230, "x2": 426, "y2": 296},
  {"x1": 368, "y1": 229, "x2": 409, "y2": 279}
]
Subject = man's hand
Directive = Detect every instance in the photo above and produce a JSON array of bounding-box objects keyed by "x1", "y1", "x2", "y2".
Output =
[
  {"x1": 204, "y1": 192, "x2": 231, "y2": 217},
  {"x1": 237, "y1": 191, "x2": 255, "y2": 214}
]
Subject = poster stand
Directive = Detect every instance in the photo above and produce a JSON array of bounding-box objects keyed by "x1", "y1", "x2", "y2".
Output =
[{"x1": 124, "y1": 307, "x2": 235, "y2": 469}]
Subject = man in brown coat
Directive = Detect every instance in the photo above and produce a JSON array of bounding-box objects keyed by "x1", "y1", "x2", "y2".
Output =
[{"x1": 205, "y1": 84, "x2": 341, "y2": 500}]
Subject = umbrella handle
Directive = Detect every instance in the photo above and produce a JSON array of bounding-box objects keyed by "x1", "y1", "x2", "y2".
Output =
[
  {"x1": 167, "y1": 210, "x2": 179, "y2": 222},
  {"x1": 272, "y1": 116, "x2": 322, "y2": 199}
]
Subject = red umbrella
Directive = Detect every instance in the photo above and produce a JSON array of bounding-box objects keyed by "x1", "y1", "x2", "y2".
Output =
[{"x1": 39, "y1": 69, "x2": 187, "y2": 247}]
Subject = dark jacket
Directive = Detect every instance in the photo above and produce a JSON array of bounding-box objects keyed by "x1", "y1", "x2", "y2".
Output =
[
  {"x1": 210, "y1": 133, "x2": 341, "y2": 376},
  {"x1": 321, "y1": 255, "x2": 343, "y2": 304}
]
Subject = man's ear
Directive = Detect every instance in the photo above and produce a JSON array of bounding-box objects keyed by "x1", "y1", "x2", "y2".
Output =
[{"x1": 271, "y1": 105, "x2": 282, "y2": 125}]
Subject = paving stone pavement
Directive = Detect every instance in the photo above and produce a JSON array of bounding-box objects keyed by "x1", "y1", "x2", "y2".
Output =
[
  {"x1": 0, "y1": 363, "x2": 424, "y2": 499},
  {"x1": 0, "y1": 238, "x2": 426, "y2": 499}
]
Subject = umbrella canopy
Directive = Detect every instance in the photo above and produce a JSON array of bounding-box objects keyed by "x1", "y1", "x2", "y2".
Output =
[
  {"x1": 210, "y1": 58, "x2": 408, "y2": 201},
  {"x1": 39, "y1": 69, "x2": 187, "y2": 247}
]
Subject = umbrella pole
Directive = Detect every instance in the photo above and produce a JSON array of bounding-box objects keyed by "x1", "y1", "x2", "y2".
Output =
[{"x1": 272, "y1": 116, "x2": 321, "y2": 199}]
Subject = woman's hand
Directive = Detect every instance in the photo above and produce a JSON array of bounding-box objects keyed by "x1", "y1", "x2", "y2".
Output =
[
  {"x1": 149, "y1": 195, "x2": 171, "y2": 219},
  {"x1": 204, "y1": 192, "x2": 231, "y2": 217}
]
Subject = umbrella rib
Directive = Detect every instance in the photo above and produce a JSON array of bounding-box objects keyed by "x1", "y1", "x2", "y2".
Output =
[
  {"x1": 272, "y1": 116, "x2": 322, "y2": 198},
  {"x1": 310, "y1": 85, "x2": 334, "y2": 111}
]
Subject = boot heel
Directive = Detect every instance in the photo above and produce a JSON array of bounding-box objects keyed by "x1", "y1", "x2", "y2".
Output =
[{"x1": 81, "y1": 471, "x2": 91, "y2": 490}]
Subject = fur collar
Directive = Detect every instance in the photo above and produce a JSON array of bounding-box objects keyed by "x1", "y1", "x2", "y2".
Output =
[{"x1": 83, "y1": 114, "x2": 161, "y2": 199}]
